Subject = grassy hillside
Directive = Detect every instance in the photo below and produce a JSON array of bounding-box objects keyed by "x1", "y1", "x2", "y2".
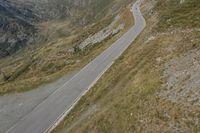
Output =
[
  {"x1": 156, "y1": 0, "x2": 200, "y2": 31},
  {"x1": 0, "y1": 0, "x2": 134, "y2": 95},
  {"x1": 53, "y1": 0, "x2": 200, "y2": 132},
  {"x1": 0, "y1": 0, "x2": 132, "y2": 58}
]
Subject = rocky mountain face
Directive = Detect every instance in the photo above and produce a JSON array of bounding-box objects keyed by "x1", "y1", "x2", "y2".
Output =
[
  {"x1": 0, "y1": 0, "x2": 119, "y2": 58},
  {"x1": 8, "y1": 0, "x2": 112, "y2": 20},
  {"x1": 0, "y1": 0, "x2": 38, "y2": 58}
]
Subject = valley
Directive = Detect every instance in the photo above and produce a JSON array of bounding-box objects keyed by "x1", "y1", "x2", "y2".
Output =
[{"x1": 0, "y1": 0, "x2": 200, "y2": 133}]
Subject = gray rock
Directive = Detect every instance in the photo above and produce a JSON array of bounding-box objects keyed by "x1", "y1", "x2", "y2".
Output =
[
  {"x1": 160, "y1": 48, "x2": 200, "y2": 106},
  {"x1": 78, "y1": 15, "x2": 124, "y2": 50}
]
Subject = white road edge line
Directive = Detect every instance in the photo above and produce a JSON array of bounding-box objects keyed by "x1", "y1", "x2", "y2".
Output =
[
  {"x1": 46, "y1": 1, "x2": 145, "y2": 132},
  {"x1": 45, "y1": 61, "x2": 114, "y2": 133},
  {"x1": 6, "y1": 0, "x2": 145, "y2": 132}
]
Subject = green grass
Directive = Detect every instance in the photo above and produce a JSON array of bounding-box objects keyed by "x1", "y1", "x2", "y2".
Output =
[
  {"x1": 53, "y1": 0, "x2": 200, "y2": 132},
  {"x1": 53, "y1": 29, "x2": 164, "y2": 133},
  {"x1": 156, "y1": 0, "x2": 200, "y2": 31},
  {"x1": 0, "y1": 7, "x2": 134, "y2": 95},
  {"x1": 54, "y1": 30, "x2": 200, "y2": 133}
]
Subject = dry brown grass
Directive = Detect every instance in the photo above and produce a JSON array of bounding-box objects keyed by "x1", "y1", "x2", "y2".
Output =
[
  {"x1": 0, "y1": 6, "x2": 134, "y2": 95},
  {"x1": 54, "y1": 27, "x2": 200, "y2": 133},
  {"x1": 53, "y1": 1, "x2": 200, "y2": 132}
]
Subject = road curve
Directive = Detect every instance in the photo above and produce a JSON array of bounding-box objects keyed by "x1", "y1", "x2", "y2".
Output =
[{"x1": 6, "y1": 1, "x2": 146, "y2": 133}]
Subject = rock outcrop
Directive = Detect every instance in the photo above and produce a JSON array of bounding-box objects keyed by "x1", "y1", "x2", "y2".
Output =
[{"x1": 0, "y1": 0, "x2": 130, "y2": 58}]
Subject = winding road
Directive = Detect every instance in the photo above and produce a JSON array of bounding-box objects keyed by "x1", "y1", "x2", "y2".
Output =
[{"x1": 6, "y1": 1, "x2": 146, "y2": 133}]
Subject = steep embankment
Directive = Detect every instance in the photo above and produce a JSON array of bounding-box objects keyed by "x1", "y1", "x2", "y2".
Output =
[{"x1": 54, "y1": 0, "x2": 200, "y2": 132}]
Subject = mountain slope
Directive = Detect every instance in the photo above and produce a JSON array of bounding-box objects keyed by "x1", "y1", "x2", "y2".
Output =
[
  {"x1": 0, "y1": 0, "x2": 132, "y2": 58},
  {"x1": 0, "y1": 0, "x2": 134, "y2": 94},
  {"x1": 53, "y1": 0, "x2": 200, "y2": 132},
  {"x1": 0, "y1": 0, "x2": 37, "y2": 57}
]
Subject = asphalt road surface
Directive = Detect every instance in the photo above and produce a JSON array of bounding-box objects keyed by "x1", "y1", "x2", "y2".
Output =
[{"x1": 6, "y1": 1, "x2": 146, "y2": 133}]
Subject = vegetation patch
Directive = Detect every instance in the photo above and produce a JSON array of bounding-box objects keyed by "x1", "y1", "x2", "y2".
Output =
[
  {"x1": 156, "y1": 0, "x2": 200, "y2": 31},
  {"x1": 53, "y1": 0, "x2": 200, "y2": 132},
  {"x1": 0, "y1": 5, "x2": 134, "y2": 95}
]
